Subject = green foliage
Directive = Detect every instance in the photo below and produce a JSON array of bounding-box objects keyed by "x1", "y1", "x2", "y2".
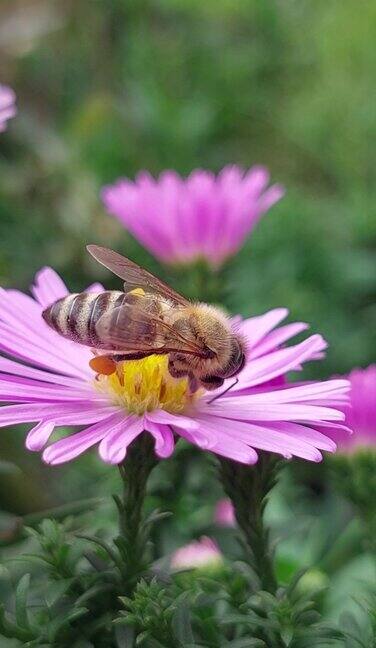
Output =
[
  {"x1": 341, "y1": 590, "x2": 376, "y2": 648},
  {"x1": 223, "y1": 574, "x2": 344, "y2": 647},
  {"x1": 330, "y1": 451, "x2": 376, "y2": 553},
  {"x1": 219, "y1": 453, "x2": 280, "y2": 593}
]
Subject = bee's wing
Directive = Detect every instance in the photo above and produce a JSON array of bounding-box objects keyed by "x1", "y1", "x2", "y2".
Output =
[
  {"x1": 95, "y1": 301, "x2": 207, "y2": 357},
  {"x1": 87, "y1": 245, "x2": 189, "y2": 307}
]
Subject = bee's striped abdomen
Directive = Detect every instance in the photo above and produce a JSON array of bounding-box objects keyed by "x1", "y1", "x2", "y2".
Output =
[{"x1": 42, "y1": 291, "x2": 125, "y2": 349}]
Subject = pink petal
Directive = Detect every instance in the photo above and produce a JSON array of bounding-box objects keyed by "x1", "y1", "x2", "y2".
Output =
[
  {"x1": 0, "y1": 402, "x2": 118, "y2": 427},
  {"x1": 241, "y1": 309, "x2": 289, "y2": 349},
  {"x1": 257, "y1": 184, "x2": 285, "y2": 212},
  {"x1": 0, "y1": 289, "x2": 91, "y2": 378},
  {"x1": 196, "y1": 415, "x2": 323, "y2": 461},
  {"x1": 147, "y1": 409, "x2": 199, "y2": 430},
  {"x1": 31, "y1": 267, "x2": 69, "y2": 307},
  {"x1": 98, "y1": 416, "x2": 143, "y2": 464},
  {"x1": 251, "y1": 322, "x2": 309, "y2": 359},
  {"x1": 200, "y1": 397, "x2": 344, "y2": 422},
  {"x1": 238, "y1": 335, "x2": 327, "y2": 388},
  {"x1": 0, "y1": 375, "x2": 97, "y2": 402},
  {"x1": 26, "y1": 421, "x2": 55, "y2": 451},
  {"x1": 177, "y1": 419, "x2": 258, "y2": 464},
  {"x1": 144, "y1": 418, "x2": 175, "y2": 458},
  {"x1": 43, "y1": 413, "x2": 123, "y2": 465},
  {"x1": 229, "y1": 379, "x2": 349, "y2": 405},
  {"x1": 85, "y1": 282, "x2": 105, "y2": 293},
  {"x1": 0, "y1": 358, "x2": 86, "y2": 388}
]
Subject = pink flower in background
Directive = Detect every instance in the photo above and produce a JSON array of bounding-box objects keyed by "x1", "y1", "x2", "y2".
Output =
[
  {"x1": 0, "y1": 268, "x2": 350, "y2": 466},
  {"x1": 101, "y1": 166, "x2": 284, "y2": 269},
  {"x1": 171, "y1": 537, "x2": 222, "y2": 570},
  {"x1": 337, "y1": 366, "x2": 376, "y2": 451},
  {"x1": 215, "y1": 499, "x2": 235, "y2": 527},
  {"x1": 0, "y1": 85, "x2": 16, "y2": 133}
]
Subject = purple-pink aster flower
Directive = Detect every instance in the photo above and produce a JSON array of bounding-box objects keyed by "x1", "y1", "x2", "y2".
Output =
[
  {"x1": 0, "y1": 84, "x2": 16, "y2": 133},
  {"x1": 215, "y1": 499, "x2": 236, "y2": 527},
  {"x1": 0, "y1": 268, "x2": 350, "y2": 466},
  {"x1": 101, "y1": 166, "x2": 284, "y2": 269},
  {"x1": 170, "y1": 537, "x2": 222, "y2": 570},
  {"x1": 337, "y1": 366, "x2": 376, "y2": 451}
]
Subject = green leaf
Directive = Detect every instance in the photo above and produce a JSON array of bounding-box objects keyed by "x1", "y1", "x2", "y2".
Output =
[
  {"x1": 44, "y1": 578, "x2": 74, "y2": 607},
  {"x1": 171, "y1": 594, "x2": 194, "y2": 644},
  {"x1": 15, "y1": 574, "x2": 31, "y2": 630},
  {"x1": 75, "y1": 583, "x2": 115, "y2": 606},
  {"x1": 76, "y1": 533, "x2": 124, "y2": 575}
]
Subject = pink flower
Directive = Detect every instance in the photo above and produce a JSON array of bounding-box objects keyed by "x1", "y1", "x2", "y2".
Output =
[
  {"x1": 0, "y1": 268, "x2": 350, "y2": 465},
  {"x1": 215, "y1": 499, "x2": 235, "y2": 527},
  {"x1": 170, "y1": 537, "x2": 222, "y2": 570},
  {"x1": 337, "y1": 366, "x2": 376, "y2": 451},
  {"x1": 0, "y1": 85, "x2": 16, "y2": 133},
  {"x1": 101, "y1": 166, "x2": 284, "y2": 269}
]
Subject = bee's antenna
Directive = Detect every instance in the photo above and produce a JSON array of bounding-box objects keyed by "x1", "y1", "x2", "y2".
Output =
[{"x1": 207, "y1": 378, "x2": 239, "y2": 404}]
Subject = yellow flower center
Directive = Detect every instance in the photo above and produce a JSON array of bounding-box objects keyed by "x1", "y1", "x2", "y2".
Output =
[{"x1": 95, "y1": 355, "x2": 198, "y2": 415}]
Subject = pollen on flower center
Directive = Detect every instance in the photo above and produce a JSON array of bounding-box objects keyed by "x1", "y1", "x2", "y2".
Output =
[{"x1": 95, "y1": 355, "x2": 198, "y2": 415}]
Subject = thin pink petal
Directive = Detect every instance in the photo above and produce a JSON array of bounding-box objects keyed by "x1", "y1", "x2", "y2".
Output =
[
  {"x1": 98, "y1": 416, "x2": 143, "y2": 464},
  {"x1": 147, "y1": 409, "x2": 199, "y2": 430},
  {"x1": 0, "y1": 375, "x2": 98, "y2": 402},
  {"x1": 31, "y1": 267, "x2": 69, "y2": 307},
  {"x1": 195, "y1": 415, "x2": 323, "y2": 461},
  {"x1": 26, "y1": 421, "x2": 55, "y2": 451},
  {"x1": 238, "y1": 335, "x2": 327, "y2": 388},
  {"x1": 0, "y1": 358, "x2": 86, "y2": 388},
  {"x1": 0, "y1": 402, "x2": 118, "y2": 427},
  {"x1": 251, "y1": 322, "x2": 309, "y2": 359},
  {"x1": 144, "y1": 418, "x2": 175, "y2": 458},
  {"x1": 200, "y1": 397, "x2": 344, "y2": 422},
  {"x1": 43, "y1": 414, "x2": 123, "y2": 465}
]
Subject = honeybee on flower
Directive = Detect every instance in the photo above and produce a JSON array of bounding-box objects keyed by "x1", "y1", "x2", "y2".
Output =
[
  {"x1": 0, "y1": 257, "x2": 350, "y2": 466},
  {"x1": 43, "y1": 245, "x2": 246, "y2": 393}
]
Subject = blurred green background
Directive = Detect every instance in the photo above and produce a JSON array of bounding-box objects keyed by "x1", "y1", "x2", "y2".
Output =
[
  {"x1": 0, "y1": 0, "x2": 375, "y2": 631},
  {"x1": 1, "y1": 0, "x2": 375, "y2": 377}
]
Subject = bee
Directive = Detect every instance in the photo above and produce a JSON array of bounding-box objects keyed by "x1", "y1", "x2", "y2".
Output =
[{"x1": 42, "y1": 245, "x2": 246, "y2": 391}]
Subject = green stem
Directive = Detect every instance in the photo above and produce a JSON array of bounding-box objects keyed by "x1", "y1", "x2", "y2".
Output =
[
  {"x1": 219, "y1": 452, "x2": 281, "y2": 594},
  {"x1": 116, "y1": 432, "x2": 157, "y2": 594}
]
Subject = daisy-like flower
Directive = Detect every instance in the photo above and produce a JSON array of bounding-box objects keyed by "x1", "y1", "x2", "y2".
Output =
[
  {"x1": 0, "y1": 84, "x2": 16, "y2": 133},
  {"x1": 101, "y1": 166, "x2": 284, "y2": 269},
  {"x1": 215, "y1": 499, "x2": 235, "y2": 527},
  {"x1": 170, "y1": 537, "x2": 222, "y2": 570},
  {"x1": 337, "y1": 366, "x2": 376, "y2": 451},
  {"x1": 0, "y1": 268, "x2": 350, "y2": 465}
]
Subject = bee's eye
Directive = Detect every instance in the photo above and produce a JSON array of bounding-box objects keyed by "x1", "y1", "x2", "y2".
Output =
[{"x1": 219, "y1": 346, "x2": 246, "y2": 378}]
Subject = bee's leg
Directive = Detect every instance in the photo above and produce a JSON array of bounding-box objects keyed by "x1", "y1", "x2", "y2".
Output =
[
  {"x1": 188, "y1": 374, "x2": 199, "y2": 393},
  {"x1": 168, "y1": 357, "x2": 188, "y2": 380},
  {"x1": 200, "y1": 375, "x2": 224, "y2": 391},
  {"x1": 113, "y1": 352, "x2": 151, "y2": 361}
]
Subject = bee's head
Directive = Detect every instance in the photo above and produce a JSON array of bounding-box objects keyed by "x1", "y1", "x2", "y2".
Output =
[{"x1": 217, "y1": 335, "x2": 246, "y2": 379}]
